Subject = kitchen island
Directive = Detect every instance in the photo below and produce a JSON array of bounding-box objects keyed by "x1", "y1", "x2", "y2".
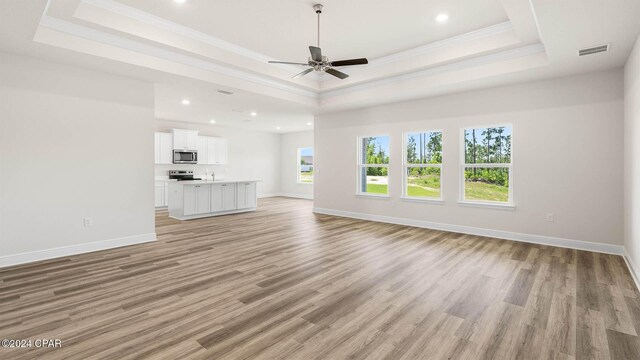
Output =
[{"x1": 168, "y1": 180, "x2": 260, "y2": 220}]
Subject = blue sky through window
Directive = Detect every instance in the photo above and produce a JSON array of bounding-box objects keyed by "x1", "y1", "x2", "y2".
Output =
[
  {"x1": 300, "y1": 147, "x2": 313, "y2": 157},
  {"x1": 369, "y1": 136, "x2": 389, "y2": 157}
]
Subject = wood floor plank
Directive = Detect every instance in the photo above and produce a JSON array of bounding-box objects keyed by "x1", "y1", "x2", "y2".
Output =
[{"x1": 0, "y1": 197, "x2": 639, "y2": 359}]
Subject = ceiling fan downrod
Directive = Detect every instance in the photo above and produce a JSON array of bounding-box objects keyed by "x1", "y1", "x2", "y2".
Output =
[{"x1": 314, "y1": 4, "x2": 323, "y2": 48}]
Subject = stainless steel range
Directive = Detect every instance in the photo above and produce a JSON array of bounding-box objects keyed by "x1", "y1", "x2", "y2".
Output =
[{"x1": 169, "y1": 170, "x2": 201, "y2": 181}]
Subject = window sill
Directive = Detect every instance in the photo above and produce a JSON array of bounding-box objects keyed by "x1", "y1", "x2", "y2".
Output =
[
  {"x1": 400, "y1": 197, "x2": 444, "y2": 204},
  {"x1": 355, "y1": 193, "x2": 391, "y2": 199},
  {"x1": 297, "y1": 182, "x2": 314, "y2": 185},
  {"x1": 457, "y1": 201, "x2": 516, "y2": 210}
]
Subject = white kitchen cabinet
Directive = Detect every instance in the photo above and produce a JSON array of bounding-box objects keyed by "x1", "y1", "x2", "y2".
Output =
[
  {"x1": 213, "y1": 138, "x2": 228, "y2": 164},
  {"x1": 210, "y1": 184, "x2": 224, "y2": 212},
  {"x1": 154, "y1": 132, "x2": 173, "y2": 165},
  {"x1": 173, "y1": 129, "x2": 198, "y2": 150},
  {"x1": 221, "y1": 183, "x2": 236, "y2": 211},
  {"x1": 197, "y1": 136, "x2": 209, "y2": 164},
  {"x1": 154, "y1": 186, "x2": 164, "y2": 207},
  {"x1": 196, "y1": 185, "x2": 211, "y2": 214},
  {"x1": 210, "y1": 183, "x2": 236, "y2": 212},
  {"x1": 236, "y1": 182, "x2": 257, "y2": 209},
  {"x1": 183, "y1": 184, "x2": 210, "y2": 215},
  {"x1": 197, "y1": 136, "x2": 228, "y2": 165},
  {"x1": 168, "y1": 181, "x2": 257, "y2": 220},
  {"x1": 154, "y1": 181, "x2": 169, "y2": 207}
]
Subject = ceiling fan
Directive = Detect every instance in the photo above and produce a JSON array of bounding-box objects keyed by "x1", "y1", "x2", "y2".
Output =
[{"x1": 268, "y1": 4, "x2": 368, "y2": 80}]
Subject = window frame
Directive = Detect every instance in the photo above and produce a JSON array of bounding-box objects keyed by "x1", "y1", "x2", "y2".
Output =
[
  {"x1": 459, "y1": 124, "x2": 514, "y2": 208},
  {"x1": 296, "y1": 147, "x2": 314, "y2": 185},
  {"x1": 401, "y1": 130, "x2": 444, "y2": 202},
  {"x1": 356, "y1": 135, "x2": 390, "y2": 197}
]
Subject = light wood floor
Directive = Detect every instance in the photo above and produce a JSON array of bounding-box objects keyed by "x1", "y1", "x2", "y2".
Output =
[{"x1": 1, "y1": 197, "x2": 640, "y2": 359}]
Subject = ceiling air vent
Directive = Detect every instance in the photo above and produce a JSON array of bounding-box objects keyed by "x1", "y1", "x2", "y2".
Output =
[
  {"x1": 578, "y1": 44, "x2": 610, "y2": 57},
  {"x1": 217, "y1": 89, "x2": 234, "y2": 95}
]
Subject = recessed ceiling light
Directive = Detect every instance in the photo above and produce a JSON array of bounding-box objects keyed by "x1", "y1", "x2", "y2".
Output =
[
  {"x1": 250, "y1": 112, "x2": 257, "y2": 116},
  {"x1": 209, "y1": 119, "x2": 216, "y2": 124},
  {"x1": 436, "y1": 13, "x2": 449, "y2": 23},
  {"x1": 307, "y1": 122, "x2": 312, "y2": 126},
  {"x1": 174, "y1": 0, "x2": 186, "y2": 4},
  {"x1": 181, "y1": 99, "x2": 190, "y2": 105},
  {"x1": 276, "y1": 126, "x2": 281, "y2": 130}
]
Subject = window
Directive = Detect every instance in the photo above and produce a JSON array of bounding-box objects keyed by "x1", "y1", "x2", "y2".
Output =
[
  {"x1": 403, "y1": 131, "x2": 442, "y2": 199},
  {"x1": 357, "y1": 136, "x2": 390, "y2": 195},
  {"x1": 297, "y1": 147, "x2": 314, "y2": 184},
  {"x1": 462, "y1": 125, "x2": 512, "y2": 204}
]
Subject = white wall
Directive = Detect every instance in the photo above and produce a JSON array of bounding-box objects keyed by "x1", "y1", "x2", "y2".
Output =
[
  {"x1": 280, "y1": 131, "x2": 314, "y2": 199},
  {"x1": 155, "y1": 120, "x2": 281, "y2": 197},
  {"x1": 315, "y1": 69, "x2": 624, "y2": 249},
  {"x1": 625, "y1": 35, "x2": 640, "y2": 274},
  {"x1": 0, "y1": 53, "x2": 156, "y2": 267}
]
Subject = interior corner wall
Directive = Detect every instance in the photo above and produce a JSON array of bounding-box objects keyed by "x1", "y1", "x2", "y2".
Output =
[
  {"x1": 0, "y1": 52, "x2": 156, "y2": 267},
  {"x1": 314, "y1": 69, "x2": 624, "y2": 248},
  {"x1": 625, "y1": 35, "x2": 640, "y2": 272},
  {"x1": 279, "y1": 131, "x2": 314, "y2": 199},
  {"x1": 154, "y1": 120, "x2": 282, "y2": 197}
]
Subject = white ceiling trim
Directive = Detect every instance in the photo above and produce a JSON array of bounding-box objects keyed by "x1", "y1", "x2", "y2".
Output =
[
  {"x1": 338, "y1": 22, "x2": 514, "y2": 74},
  {"x1": 36, "y1": 0, "x2": 550, "y2": 108},
  {"x1": 77, "y1": 0, "x2": 517, "y2": 83},
  {"x1": 38, "y1": 15, "x2": 319, "y2": 99},
  {"x1": 80, "y1": 0, "x2": 299, "y2": 68},
  {"x1": 319, "y1": 43, "x2": 547, "y2": 99}
]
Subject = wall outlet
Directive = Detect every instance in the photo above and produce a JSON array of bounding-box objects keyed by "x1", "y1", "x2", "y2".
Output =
[
  {"x1": 84, "y1": 217, "x2": 93, "y2": 227},
  {"x1": 546, "y1": 213, "x2": 554, "y2": 222}
]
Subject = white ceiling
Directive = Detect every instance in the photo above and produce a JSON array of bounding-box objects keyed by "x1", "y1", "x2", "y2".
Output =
[
  {"x1": 154, "y1": 81, "x2": 314, "y2": 133},
  {"x1": 0, "y1": 0, "x2": 639, "y2": 133},
  {"x1": 118, "y1": 0, "x2": 509, "y2": 61}
]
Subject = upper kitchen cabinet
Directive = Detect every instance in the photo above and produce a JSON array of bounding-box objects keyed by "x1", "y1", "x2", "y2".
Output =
[
  {"x1": 172, "y1": 129, "x2": 198, "y2": 150},
  {"x1": 197, "y1": 136, "x2": 228, "y2": 165},
  {"x1": 213, "y1": 138, "x2": 228, "y2": 164},
  {"x1": 154, "y1": 132, "x2": 173, "y2": 165},
  {"x1": 197, "y1": 136, "x2": 209, "y2": 164}
]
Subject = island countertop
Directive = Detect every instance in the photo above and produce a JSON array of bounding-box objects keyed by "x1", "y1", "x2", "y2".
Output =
[{"x1": 169, "y1": 179, "x2": 261, "y2": 185}]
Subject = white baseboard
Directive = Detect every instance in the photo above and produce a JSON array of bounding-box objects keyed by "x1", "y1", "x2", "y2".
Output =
[
  {"x1": 313, "y1": 207, "x2": 623, "y2": 255},
  {"x1": 623, "y1": 248, "x2": 640, "y2": 292},
  {"x1": 259, "y1": 193, "x2": 314, "y2": 200},
  {"x1": 280, "y1": 193, "x2": 314, "y2": 200},
  {"x1": 0, "y1": 233, "x2": 157, "y2": 268},
  {"x1": 258, "y1": 193, "x2": 282, "y2": 198}
]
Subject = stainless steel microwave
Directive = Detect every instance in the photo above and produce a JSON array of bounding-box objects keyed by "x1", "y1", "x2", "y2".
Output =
[{"x1": 173, "y1": 150, "x2": 198, "y2": 164}]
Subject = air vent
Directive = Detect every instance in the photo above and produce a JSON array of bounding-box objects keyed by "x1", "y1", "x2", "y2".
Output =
[
  {"x1": 578, "y1": 44, "x2": 610, "y2": 56},
  {"x1": 217, "y1": 89, "x2": 234, "y2": 95}
]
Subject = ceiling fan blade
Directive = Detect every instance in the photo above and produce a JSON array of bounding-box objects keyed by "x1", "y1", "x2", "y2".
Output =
[
  {"x1": 325, "y1": 68, "x2": 349, "y2": 79},
  {"x1": 292, "y1": 68, "x2": 314, "y2": 79},
  {"x1": 309, "y1": 46, "x2": 322, "y2": 62},
  {"x1": 268, "y1": 61, "x2": 310, "y2": 66},
  {"x1": 330, "y1": 58, "x2": 369, "y2": 67}
]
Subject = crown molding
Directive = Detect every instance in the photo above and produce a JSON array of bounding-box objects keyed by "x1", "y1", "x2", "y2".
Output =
[
  {"x1": 78, "y1": 0, "x2": 517, "y2": 83},
  {"x1": 38, "y1": 15, "x2": 318, "y2": 99},
  {"x1": 82, "y1": 0, "x2": 274, "y2": 63},
  {"x1": 319, "y1": 43, "x2": 546, "y2": 99},
  {"x1": 38, "y1": 0, "x2": 550, "y2": 108},
  {"x1": 326, "y1": 21, "x2": 515, "y2": 79}
]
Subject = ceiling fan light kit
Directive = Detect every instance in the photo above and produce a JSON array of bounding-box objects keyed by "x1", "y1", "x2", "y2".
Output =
[{"x1": 268, "y1": 4, "x2": 368, "y2": 80}]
